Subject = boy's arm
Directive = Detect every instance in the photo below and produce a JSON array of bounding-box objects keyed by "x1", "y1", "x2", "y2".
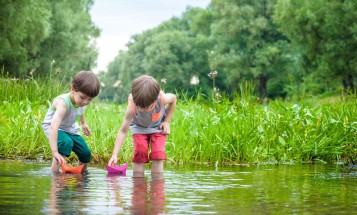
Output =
[
  {"x1": 80, "y1": 114, "x2": 90, "y2": 136},
  {"x1": 49, "y1": 99, "x2": 67, "y2": 165},
  {"x1": 160, "y1": 92, "x2": 176, "y2": 134},
  {"x1": 108, "y1": 104, "x2": 133, "y2": 166}
]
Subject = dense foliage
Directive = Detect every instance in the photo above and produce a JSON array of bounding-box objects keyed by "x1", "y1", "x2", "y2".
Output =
[
  {"x1": 2, "y1": 0, "x2": 356, "y2": 101},
  {"x1": 97, "y1": 0, "x2": 357, "y2": 102},
  {"x1": 0, "y1": 0, "x2": 99, "y2": 79}
]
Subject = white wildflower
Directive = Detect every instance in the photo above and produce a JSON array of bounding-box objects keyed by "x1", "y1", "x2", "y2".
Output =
[{"x1": 190, "y1": 75, "x2": 199, "y2": 85}]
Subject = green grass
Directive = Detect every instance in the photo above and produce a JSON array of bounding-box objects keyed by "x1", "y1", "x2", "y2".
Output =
[{"x1": 1, "y1": 77, "x2": 356, "y2": 165}]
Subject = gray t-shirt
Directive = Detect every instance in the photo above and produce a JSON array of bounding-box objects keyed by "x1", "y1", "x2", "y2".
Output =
[
  {"x1": 129, "y1": 93, "x2": 166, "y2": 134},
  {"x1": 42, "y1": 93, "x2": 86, "y2": 137}
]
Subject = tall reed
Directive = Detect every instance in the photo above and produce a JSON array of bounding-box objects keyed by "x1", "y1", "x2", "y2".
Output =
[{"x1": 1, "y1": 77, "x2": 356, "y2": 165}]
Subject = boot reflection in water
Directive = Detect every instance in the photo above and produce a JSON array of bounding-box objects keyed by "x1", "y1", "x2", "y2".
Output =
[{"x1": 131, "y1": 173, "x2": 165, "y2": 215}]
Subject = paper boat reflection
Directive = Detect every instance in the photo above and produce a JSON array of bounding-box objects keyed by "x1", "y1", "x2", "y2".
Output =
[
  {"x1": 61, "y1": 164, "x2": 84, "y2": 174},
  {"x1": 106, "y1": 163, "x2": 128, "y2": 175}
]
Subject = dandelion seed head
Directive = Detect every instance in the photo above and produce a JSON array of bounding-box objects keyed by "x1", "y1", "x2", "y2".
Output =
[
  {"x1": 208, "y1": 70, "x2": 218, "y2": 79},
  {"x1": 29, "y1": 68, "x2": 36, "y2": 76},
  {"x1": 190, "y1": 76, "x2": 199, "y2": 85}
]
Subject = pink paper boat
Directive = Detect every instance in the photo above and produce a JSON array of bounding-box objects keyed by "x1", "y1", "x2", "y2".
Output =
[{"x1": 106, "y1": 163, "x2": 128, "y2": 175}]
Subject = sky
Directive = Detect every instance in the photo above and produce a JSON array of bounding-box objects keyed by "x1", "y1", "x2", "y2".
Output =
[{"x1": 90, "y1": 0, "x2": 210, "y2": 73}]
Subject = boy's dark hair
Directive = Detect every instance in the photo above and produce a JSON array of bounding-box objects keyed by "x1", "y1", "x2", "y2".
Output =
[
  {"x1": 132, "y1": 75, "x2": 161, "y2": 108},
  {"x1": 72, "y1": 71, "x2": 100, "y2": 97}
]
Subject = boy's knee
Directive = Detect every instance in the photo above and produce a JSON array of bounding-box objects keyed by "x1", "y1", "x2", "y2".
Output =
[
  {"x1": 132, "y1": 150, "x2": 149, "y2": 163},
  {"x1": 149, "y1": 151, "x2": 166, "y2": 160},
  {"x1": 78, "y1": 148, "x2": 91, "y2": 163}
]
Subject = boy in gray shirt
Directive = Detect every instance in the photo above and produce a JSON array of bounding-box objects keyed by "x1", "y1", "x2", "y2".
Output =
[{"x1": 42, "y1": 71, "x2": 100, "y2": 173}]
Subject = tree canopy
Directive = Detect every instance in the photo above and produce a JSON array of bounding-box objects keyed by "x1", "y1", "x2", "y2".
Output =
[
  {"x1": 2, "y1": 0, "x2": 356, "y2": 101},
  {"x1": 0, "y1": 0, "x2": 99, "y2": 78}
]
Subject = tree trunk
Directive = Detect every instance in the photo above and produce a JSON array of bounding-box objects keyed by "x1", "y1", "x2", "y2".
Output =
[
  {"x1": 342, "y1": 74, "x2": 354, "y2": 94},
  {"x1": 342, "y1": 78, "x2": 348, "y2": 94},
  {"x1": 347, "y1": 74, "x2": 354, "y2": 92},
  {"x1": 259, "y1": 75, "x2": 268, "y2": 102}
]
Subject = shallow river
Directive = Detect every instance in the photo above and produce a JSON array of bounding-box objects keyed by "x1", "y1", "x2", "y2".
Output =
[{"x1": 0, "y1": 160, "x2": 356, "y2": 214}]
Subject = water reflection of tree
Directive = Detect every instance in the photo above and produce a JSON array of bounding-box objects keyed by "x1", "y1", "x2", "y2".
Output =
[{"x1": 131, "y1": 173, "x2": 166, "y2": 215}]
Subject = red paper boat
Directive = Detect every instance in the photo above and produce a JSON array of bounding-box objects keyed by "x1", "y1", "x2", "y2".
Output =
[
  {"x1": 106, "y1": 163, "x2": 128, "y2": 175},
  {"x1": 61, "y1": 164, "x2": 84, "y2": 174}
]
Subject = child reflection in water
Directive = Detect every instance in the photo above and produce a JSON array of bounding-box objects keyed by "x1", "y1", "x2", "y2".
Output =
[
  {"x1": 106, "y1": 174, "x2": 125, "y2": 212},
  {"x1": 47, "y1": 173, "x2": 87, "y2": 214},
  {"x1": 131, "y1": 173, "x2": 166, "y2": 215},
  {"x1": 46, "y1": 172, "x2": 165, "y2": 214}
]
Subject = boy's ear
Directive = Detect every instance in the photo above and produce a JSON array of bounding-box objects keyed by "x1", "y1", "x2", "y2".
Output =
[{"x1": 70, "y1": 85, "x2": 76, "y2": 93}]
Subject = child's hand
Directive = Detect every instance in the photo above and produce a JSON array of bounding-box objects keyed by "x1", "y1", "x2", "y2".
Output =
[
  {"x1": 81, "y1": 123, "x2": 91, "y2": 136},
  {"x1": 53, "y1": 152, "x2": 66, "y2": 165},
  {"x1": 159, "y1": 121, "x2": 170, "y2": 135},
  {"x1": 108, "y1": 156, "x2": 117, "y2": 167}
]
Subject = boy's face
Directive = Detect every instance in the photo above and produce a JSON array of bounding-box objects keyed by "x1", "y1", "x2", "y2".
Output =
[{"x1": 71, "y1": 89, "x2": 93, "y2": 107}]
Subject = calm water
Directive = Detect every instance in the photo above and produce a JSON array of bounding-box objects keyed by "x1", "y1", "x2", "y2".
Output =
[{"x1": 0, "y1": 160, "x2": 356, "y2": 214}]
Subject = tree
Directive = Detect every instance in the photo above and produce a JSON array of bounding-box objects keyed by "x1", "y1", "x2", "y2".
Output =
[
  {"x1": 0, "y1": 0, "x2": 51, "y2": 76},
  {"x1": 209, "y1": 0, "x2": 291, "y2": 99},
  {"x1": 37, "y1": 0, "x2": 100, "y2": 78},
  {"x1": 0, "y1": 0, "x2": 99, "y2": 78},
  {"x1": 274, "y1": 0, "x2": 357, "y2": 93},
  {"x1": 102, "y1": 7, "x2": 213, "y2": 101}
]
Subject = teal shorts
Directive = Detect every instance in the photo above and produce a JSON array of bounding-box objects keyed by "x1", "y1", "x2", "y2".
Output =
[{"x1": 57, "y1": 130, "x2": 91, "y2": 163}]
